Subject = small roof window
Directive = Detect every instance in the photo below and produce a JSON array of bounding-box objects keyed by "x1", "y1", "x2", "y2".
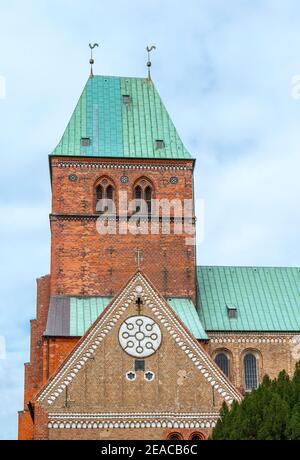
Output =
[
  {"x1": 81, "y1": 137, "x2": 90, "y2": 147},
  {"x1": 155, "y1": 139, "x2": 165, "y2": 150},
  {"x1": 122, "y1": 95, "x2": 131, "y2": 104},
  {"x1": 227, "y1": 305, "x2": 237, "y2": 319}
]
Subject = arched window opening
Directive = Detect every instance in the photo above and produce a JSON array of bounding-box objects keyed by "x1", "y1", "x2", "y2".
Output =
[
  {"x1": 145, "y1": 186, "x2": 152, "y2": 215},
  {"x1": 96, "y1": 185, "x2": 103, "y2": 201},
  {"x1": 189, "y1": 432, "x2": 204, "y2": 440},
  {"x1": 215, "y1": 352, "x2": 229, "y2": 378},
  {"x1": 106, "y1": 185, "x2": 114, "y2": 201},
  {"x1": 244, "y1": 353, "x2": 258, "y2": 391},
  {"x1": 95, "y1": 178, "x2": 115, "y2": 213},
  {"x1": 134, "y1": 186, "x2": 142, "y2": 199},
  {"x1": 133, "y1": 179, "x2": 153, "y2": 216},
  {"x1": 167, "y1": 432, "x2": 183, "y2": 440},
  {"x1": 134, "y1": 185, "x2": 142, "y2": 212}
]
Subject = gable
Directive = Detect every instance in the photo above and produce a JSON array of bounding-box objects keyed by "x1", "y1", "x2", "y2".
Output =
[{"x1": 37, "y1": 272, "x2": 241, "y2": 416}]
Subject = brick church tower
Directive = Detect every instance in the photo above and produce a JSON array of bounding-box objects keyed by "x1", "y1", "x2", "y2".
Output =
[{"x1": 18, "y1": 66, "x2": 244, "y2": 440}]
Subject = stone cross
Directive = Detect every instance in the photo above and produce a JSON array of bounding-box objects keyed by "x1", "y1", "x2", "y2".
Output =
[
  {"x1": 136, "y1": 297, "x2": 143, "y2": 315},
  {"x1": 135, "y1": 248, "x2": 143, "y2": 268}
]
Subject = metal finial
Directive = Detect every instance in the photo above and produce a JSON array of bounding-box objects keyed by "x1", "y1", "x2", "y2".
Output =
[
  {"x1": 146, "y1": 45, "x2": 156, "y2": 80},
  {"x1": 89, "y1": 43, "x2": 99, "y2": 78}
]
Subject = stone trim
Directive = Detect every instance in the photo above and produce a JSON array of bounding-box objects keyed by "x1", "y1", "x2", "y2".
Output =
[
  {"x1": 209, "y1": 333, "x2": 297, "y2": 344},
  {"x1": 48, "y1": 412, "x2": 220, "y2": 430},
  {"x1": 53, "y1": 161, "x2": 192, "y2": 172},
  {"x1": 50, "y1": 214, "x2": 196, "y2": 224},
  {"x1": 37, "y1": 273, "x2": 242, "y2": 405}
]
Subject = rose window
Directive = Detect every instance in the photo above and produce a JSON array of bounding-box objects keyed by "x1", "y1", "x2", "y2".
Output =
[{"x1": 118, "y1": 315, "x2": 162, "y2": 358}]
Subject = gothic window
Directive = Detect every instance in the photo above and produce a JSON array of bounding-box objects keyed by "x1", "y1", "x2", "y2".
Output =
[
  {"x1": 96, "y1": 184, "x2": 103, "y2": 201},
  {"x1": 134, "y1": 185, "x2": 142, "y2": 212},
  {"x1": 106, "y1": 185, "x2": 114, "y2": 201},
  {"x1": 133, "y1": 179, "x2": 153, "y2": 216},
  {"x1": 244, "y1": 353, "x2": 258, "y2": 391},
  {"x1": 145, "y1": 186, "x2": 152, "y2": 215},
  {"x1": 214, "y1": 352, "x2": 229, "y2": 378},
  {"x1": 95, "y1": 178, "x2": 115, "y2": 213}
]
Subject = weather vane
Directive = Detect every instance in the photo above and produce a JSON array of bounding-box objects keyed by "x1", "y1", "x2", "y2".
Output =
[
  {"x1": 89, "y1": 43, "x2": 99, "y2": 78},
  {"x1": 146, "y1": 45, "x2": 156, "y2": 80}
]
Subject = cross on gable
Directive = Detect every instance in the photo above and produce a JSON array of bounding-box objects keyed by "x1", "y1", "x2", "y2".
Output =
[
  {"x1": 36, "y1": 272, "x2": 242, "y2": 407},
  {"x1": 134, "y1": 248, "x2": 143, "y2": 268},
  {"x1": 136, "y1": 296, "x2": 143, "y2": 315}
]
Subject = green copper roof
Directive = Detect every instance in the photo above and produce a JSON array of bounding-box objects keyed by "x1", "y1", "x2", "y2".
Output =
[
  {"x1": 167, "y1": 298, "x2": 208, "y2": 340},
  {"x1": 70, "y1": 296, "x2": 111, "y2": 336},
  {"x1": 197, "y1": 266, "x2": 300, "y2": 332},
  {"x1": 45, "y1": 295, "x2": 205, "y2": 339},
  {"x1": 45, "y1": 267, "x2": 300, "y2": 337},
  {"x1": 52, "y1": 75, "x2": 192, "y2": 159}
]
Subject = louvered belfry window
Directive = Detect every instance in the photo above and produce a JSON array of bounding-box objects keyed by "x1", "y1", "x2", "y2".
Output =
[
  {"x1": 244, "y1": 353, "x2": 258, "y2": 391},
  {"x1": 214, "y1": 353, "x2": 229, "y2": 377}
]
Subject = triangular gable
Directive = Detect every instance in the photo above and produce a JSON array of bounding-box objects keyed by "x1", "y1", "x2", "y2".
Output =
[{"x1": 36, "y1": 271, "x2": 242, "y2": 406}]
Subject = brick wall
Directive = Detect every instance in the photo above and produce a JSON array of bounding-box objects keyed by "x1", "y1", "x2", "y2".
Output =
[
  {"x1": 18, "y1": 410, "x2": 34, "y2": 440},
  {"x1": 49, "y1": 427, "x2": 210, "y2": 440},
  {"x1": 49, "y1": 157, "x2": 196, "y2": 302},
  {"x1": 18, "y1": 275, "x2": 50, "y2": 439},
  {"x1": 38, "y1": 292, "x2": 228, "y2": 440},
  {"x1": 42, "y1": 337, "x2": 79, "y2": 384},
  {"x1": 208, "y1": 332, "x2": 298, "y2": 393}
]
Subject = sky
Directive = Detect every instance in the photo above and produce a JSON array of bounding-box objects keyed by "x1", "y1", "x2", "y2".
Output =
[{"x1": 0, "y1": 0, "x2": 300, "y2": 439}]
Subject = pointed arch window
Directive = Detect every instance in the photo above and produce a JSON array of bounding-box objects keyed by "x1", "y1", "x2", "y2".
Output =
[
  {"x1": 214, "y1": 352, "x2": 229, "y2": 378},
  {"x1": 145, "y1": 186, "x2": 152, "y2": 215},
  {"x1": 96, "y1": 184, "x2": 103, "y2": 201},
  {"x1": 95, "y1": 178, "x2": 115, "y2": 213},
  {"x1": 244, "y1": 353, "x2": 258, "y2": 391},
  {"x1": 133, "y1": 178, "x2": 153, "y2": 216},
  {"x1": 134, "y1": 185, "x2": 142, "y2": 212},
  {"x1": 106, "y1": 185, "x2": 114, "y2": 201}
]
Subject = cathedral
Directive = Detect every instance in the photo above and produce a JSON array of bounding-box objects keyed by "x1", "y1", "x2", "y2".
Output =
[{"x1": 18, "y1": 56, "x2": 300, "y2": 440}]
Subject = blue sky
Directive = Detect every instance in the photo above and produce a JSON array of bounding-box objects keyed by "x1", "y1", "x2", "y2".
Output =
[{"x1": 0, "y1": 0, "x2": 300, "y2": 439}]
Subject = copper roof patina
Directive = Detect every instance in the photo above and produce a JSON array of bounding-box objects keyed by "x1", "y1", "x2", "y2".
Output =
[
  {"x1": 45, "y1": 267, "x2": 300, "y2": 337},
  {"x1": 197, "y1": 266, "x2": 300, "y2": 332},
  {"x1": 52, "y1": 75, "x2": 192, "y2": 160}
]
